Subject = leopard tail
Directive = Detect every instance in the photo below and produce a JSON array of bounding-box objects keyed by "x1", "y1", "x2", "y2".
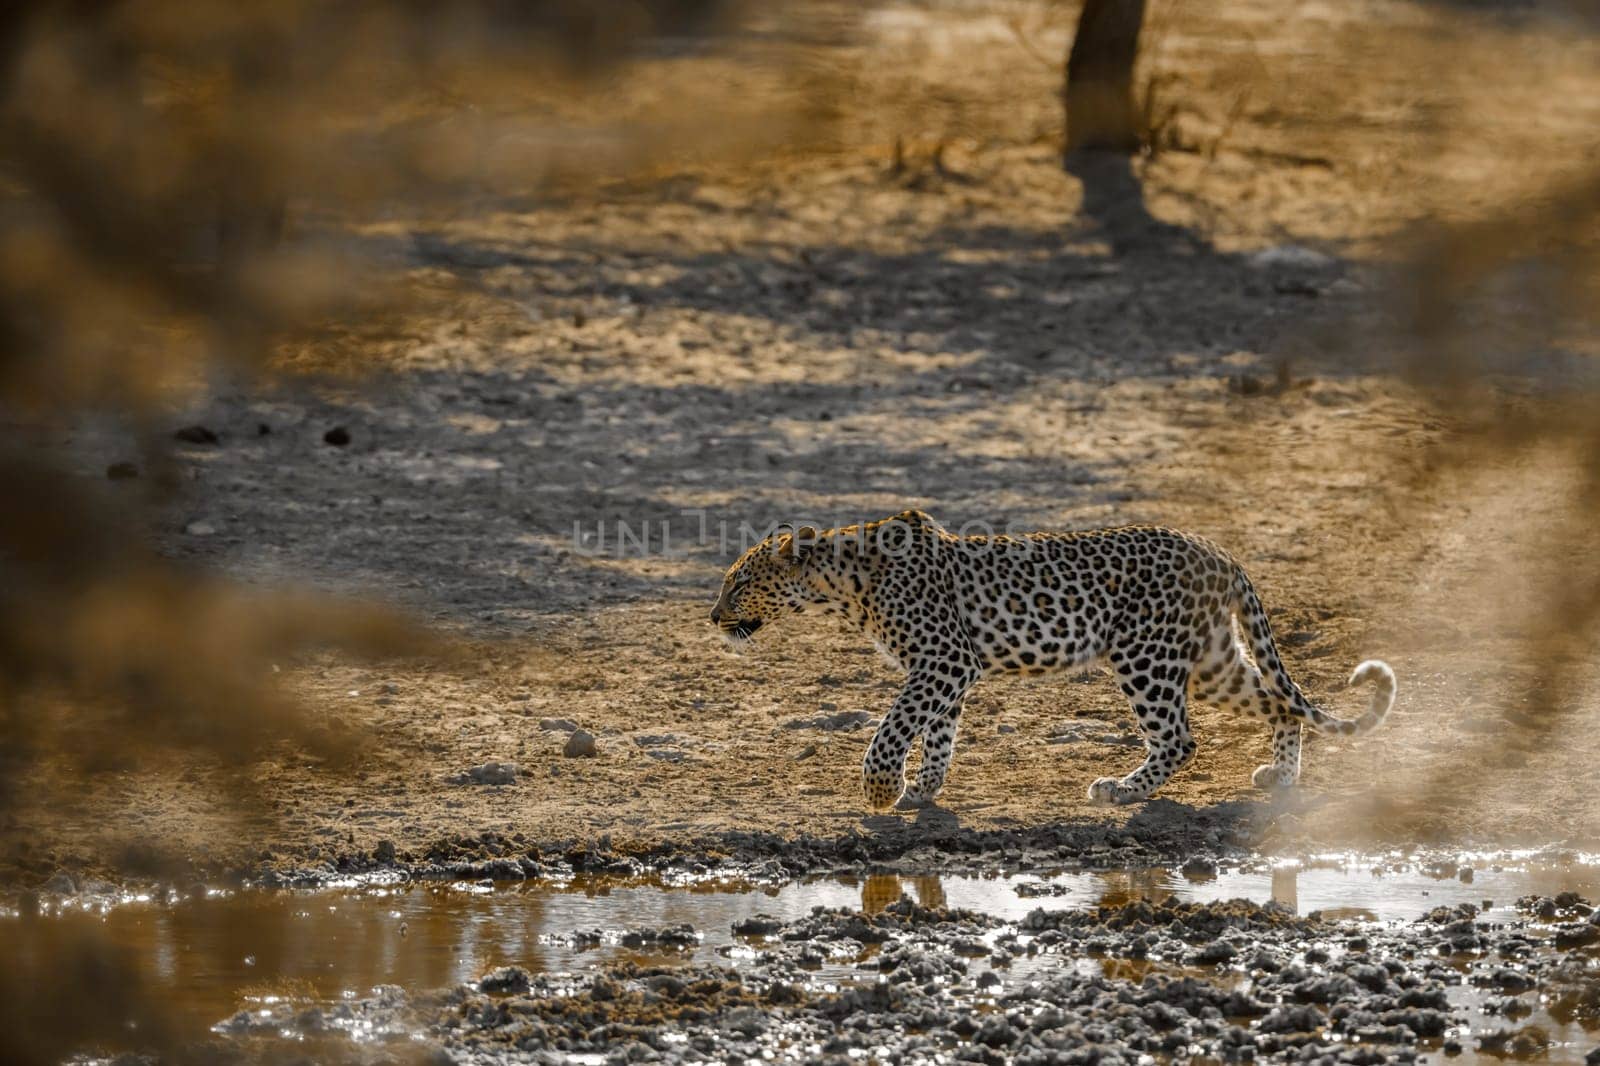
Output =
[{"x1": 1231, "y1": 566, "x2": 1396, "y2": 737}]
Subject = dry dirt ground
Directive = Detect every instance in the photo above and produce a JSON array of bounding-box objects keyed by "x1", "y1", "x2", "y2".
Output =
[{"x1": 9, "y1": 0, "x2": 1600, "y2": 885}]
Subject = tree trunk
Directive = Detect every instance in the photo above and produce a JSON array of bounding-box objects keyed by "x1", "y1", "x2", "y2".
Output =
[{"x1": 1064, "y1": 0, "x2": 1147, "y2": 155}]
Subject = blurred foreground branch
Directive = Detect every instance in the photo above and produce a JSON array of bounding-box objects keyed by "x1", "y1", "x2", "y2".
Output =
[{"x1": 0, "y1": 0, "x2": 834, "y2": 865}]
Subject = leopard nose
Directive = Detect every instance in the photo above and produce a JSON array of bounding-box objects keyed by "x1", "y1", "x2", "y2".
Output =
[{"x1": 710, "y1": 606, "x2": 723, "y2": 624}]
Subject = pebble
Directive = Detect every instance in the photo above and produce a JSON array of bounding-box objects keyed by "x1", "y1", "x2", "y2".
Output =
[
  {"x1": 563, "y1": 730, "x2": 597, "y2": 758},
  {"x1": 784, "y1": 709, "x2": 875, "y2": 732},
  {"x1": 174, "y1": 425, "x2": 219, "y2": 444},
  {"x1": 539, "y1": 718, "x2": 579, "y2": 733}
]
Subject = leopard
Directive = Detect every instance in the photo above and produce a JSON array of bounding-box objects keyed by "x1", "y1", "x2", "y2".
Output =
[{"x1": 710, "y1": 510, "x2": 1395, "y2": 811}]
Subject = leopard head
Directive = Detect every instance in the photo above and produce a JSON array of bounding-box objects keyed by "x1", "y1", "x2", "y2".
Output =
[{"x1": 710, "y1": 525, "x2": 821, "y2": 645}]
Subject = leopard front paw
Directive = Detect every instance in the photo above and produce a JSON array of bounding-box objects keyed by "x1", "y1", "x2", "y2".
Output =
[
  {"x1": 1087, "y1": 776, "x2": 1124, "y2": 806},
  {"x1": 895, "y1": 790, "x2": 934, "y2": 811},
  {"x1": 1087, "y1": 776, "x2": 1149, "y2": 806},
  {"x1": 1252, "y1": 764, "x2": 1296, "y2": 791}
]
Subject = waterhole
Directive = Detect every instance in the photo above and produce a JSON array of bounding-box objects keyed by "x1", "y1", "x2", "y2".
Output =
[{"x1": 10, "y1": 853, "x2": 1599, "y2": 1063}]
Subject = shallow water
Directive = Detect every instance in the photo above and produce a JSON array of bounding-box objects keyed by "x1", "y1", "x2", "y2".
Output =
[{"x1": 10, "y1": 853, "x2": 1600, "y2": 1060}]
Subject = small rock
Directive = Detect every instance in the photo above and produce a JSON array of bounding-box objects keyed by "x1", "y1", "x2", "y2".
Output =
[
  {"x1": 184, "y1": 521, "x2": 216, "y2": 536},
  {"x1": 997, "y1": 724, "x2": 1016, "y2": 734},
  {"x1": 373, "y1": 840, "x2": 397, "y2": 865},
  {"x1": 1192, "y1": 940, "x2": 1237, "y2": 964},
  {"x1": 563, "y1": 730, "x2": 597, "y2": 758},
  {"x1": 539, "y1": 718, "x2": 579, "y2": 733},
  {"x1": 794, "y1": 744, "x2": 818, "y2": 761},
  {"x1": 1181, "y1": 856, "x2": 1219, "y2": 881},
  {"x1": 1249, "y1": 244, "x2": 1337, "y2": 271},
  {"x1": 174, "y1": 425, "x2": 219, "y2": 444},
  {"x1": 106, "y1": 461, "x2": 139, "y2": 480},
  {"x1": 323, "y1": 426, "x2": 351, "y2": 446},
  {"x1": 453, "y1": 761, "x2": 518, "y2": 785}
]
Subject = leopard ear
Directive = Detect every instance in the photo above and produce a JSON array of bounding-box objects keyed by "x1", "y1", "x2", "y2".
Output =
[
  {"x1": 793, "y1": 524, "x2": 819, "y2": 563},
  {"x1": 778, "y1": 525, "x2": 820, "y2": 565}
]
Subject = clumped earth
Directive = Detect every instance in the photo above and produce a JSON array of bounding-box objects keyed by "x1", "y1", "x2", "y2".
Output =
[
  {"x1": 210, "y1": 893, "x2": 1600, "y2": 1064},
  {"x1": 6, "y1": 0, "x2": 1600, "y2": 892}
]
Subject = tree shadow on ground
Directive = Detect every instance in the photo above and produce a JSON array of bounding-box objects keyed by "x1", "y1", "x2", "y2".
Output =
[{"x1": 177, "y1": 162, "x2": 1353, "y2": 627}]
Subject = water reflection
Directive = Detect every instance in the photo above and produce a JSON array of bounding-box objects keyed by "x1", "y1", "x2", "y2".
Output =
[
  {"x1": 859, "y1": 866, "x2": 1305, "y2": 916},
  {"x1": 1271, "y1": 866, "x2": 1298, "y2": 913},
  {"x1": 859, "y1": 873, "x2": 947, "y2": 913},
  {"x1": 1095, "y1": 867, "x2": 1177, "y2": 908}
]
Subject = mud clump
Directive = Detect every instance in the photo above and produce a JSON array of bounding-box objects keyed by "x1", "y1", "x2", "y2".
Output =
[
  {"x1": 446, "y1": 963, "x2": 767, "y2": 1056},
  {"x1": 779, "y1": 894, "x2": 1003, "y2": 945},
  {"x1": 731, "y1": 914, "x2": 784, "y2": 936},
  {"x1": 1023, "y1": 896, "x2": 1316, "y2": 939},
  {"x1": 477, "y1": 966, "x2": 531, "y2": 994}
]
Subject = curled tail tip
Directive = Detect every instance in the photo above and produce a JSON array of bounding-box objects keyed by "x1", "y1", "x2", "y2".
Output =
[
  {"x1": 1349, "y1": 659, "x2": 1395, "y2": 689},
  {"x1": 1348, "y1": 659, "x2": 1396, "y2": 734}
]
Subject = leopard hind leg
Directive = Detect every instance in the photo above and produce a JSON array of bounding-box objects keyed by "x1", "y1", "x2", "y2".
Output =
[{"x1": 1189, "y1": 635, "x2": 1300, "y2": 790}]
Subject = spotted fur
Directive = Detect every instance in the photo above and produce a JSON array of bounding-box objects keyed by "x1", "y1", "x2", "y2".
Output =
[{"x1": 711, "y1": 510, "x2": 1396, "y2": 811}]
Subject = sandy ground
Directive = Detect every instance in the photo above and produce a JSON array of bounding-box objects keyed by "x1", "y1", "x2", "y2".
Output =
[{"x1": 7, "y1": 0, "x2": 1599, "y2": 886}]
